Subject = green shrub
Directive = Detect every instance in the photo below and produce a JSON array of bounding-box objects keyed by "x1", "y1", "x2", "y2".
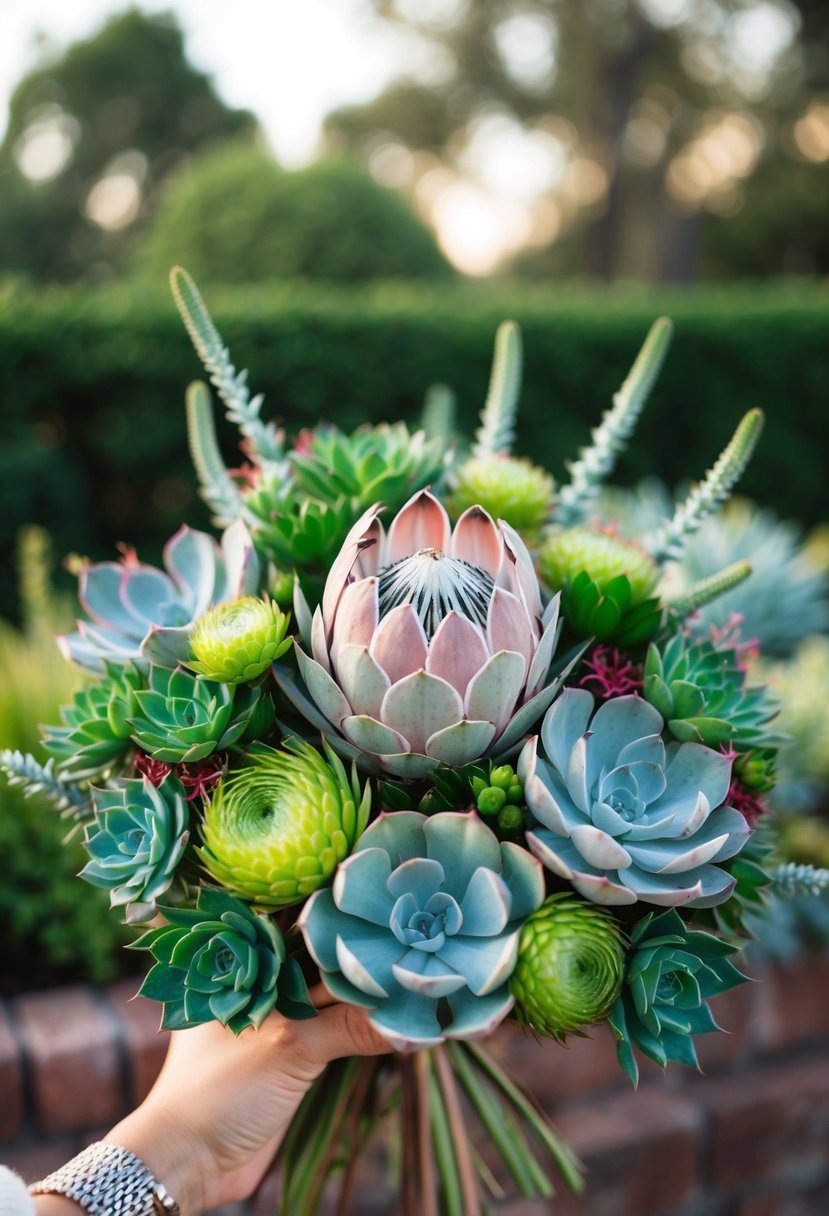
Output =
[
  {"x1": 132, "y1": 143, "x2": 453, "y2": 285},
  {"x1": 0, "y1": 530, "x2": 133, "y2": 994},
  {"x1": 0, "y1": 279, "x2": 827, "y2": 623}
]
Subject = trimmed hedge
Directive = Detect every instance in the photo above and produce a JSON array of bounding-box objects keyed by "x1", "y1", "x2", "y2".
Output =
[{"x1": 1, "y1": 279, "x2": 827, "y2": 622}]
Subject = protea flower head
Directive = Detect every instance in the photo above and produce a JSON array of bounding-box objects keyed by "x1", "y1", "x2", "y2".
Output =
[
  {"x1": 42, "y1": 661, "x2": 143, "y2": 780},
  {"x1": 539, "y1": 526, "x2": 661, "y2": 646},
  {"x1": 447, "y1": 455, "x2": 554, "y2": 538},
  {"x1": 520, "y1": 688, "x2": 751, "y2": 907},
  {"x1": 186, "y1": 596, "x2": 291, "y2": 684},
  {"x1": 197, "y1": 739, "x2": 371, "y2": 909},
  {"x1": 58, "y1": 520, "x2": 259, "y2": 675},
  {"x1": 643, "y1": 634, "x2": 782, "y2": 750},
  {"x1": 299, "y1": 810, "x2": 544, "y2": 1050},
  {"x1": 129, "y1": 666, "x2": 274, "y2": 763},
  {"x1": 608, "y1": 908, "x2": 746, "y2": 1085},
  {"x1": 133, "y1": 886, "x2": 314, "y2": 1032},
  {"x1": 279, "y1": 489, "x2": 566, "y2": 778},
  {"x1": 510, "y1": 894, "x2": 624, "y2": 1040},
  {"x1": 81, "y1": 776, "x2": 190, "y2": 921}
]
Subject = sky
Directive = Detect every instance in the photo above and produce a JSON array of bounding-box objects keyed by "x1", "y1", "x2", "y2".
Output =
[{"x1": 0, "y1": 0, "x2": 407, "y2": 167}]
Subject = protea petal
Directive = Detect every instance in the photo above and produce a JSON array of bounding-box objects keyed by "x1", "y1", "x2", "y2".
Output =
[
  {"x1": 342, "y1": 715, "x2": 409, "y2": 757},
  {"x1": 525, "y1": 597, "x2": 562, "y2": 698},
  {"x1": 375, "y1": 752, "x2": 440, "y2": 779},
  {"x1": 330, "y1": 578, "x2": 380, "y2": 669},
  {"x1": 450, "y1": 506, "x2": 502, "y2": 577},
  {"x1": 385, "y1": 489, "x2": 451, "y2": 564},
  {"x1": 465, "y1": 650, "x2": 526, "y2": 730},
  {"x1": 322, "y1": 505, "x2": 383, "y2": 635},
  {"x1": 380, "y1": 671, "x2": 463, "y2": 754},
  {"x1": 426, "y1": 612, "x2": 489, "y2": 699},
  {"x1": 424, "y1": 719, "x2": 497, "y2": 766},
  {"x1": 370, "y1": 604, "x2": 429, "y2": 685},
  {"x1": 335, "y1": 646, "x2": 390, "y2": 718},
  {"x1": 295, "y1": 647, "x2": 352, "y2": 728},
  {"x1": 486, "y1": 588, "x2": 533, "y2": 678}
]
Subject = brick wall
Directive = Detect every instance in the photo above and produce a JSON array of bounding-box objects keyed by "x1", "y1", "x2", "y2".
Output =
[{"x1": 3, "y1": 956, "x2": 829, "y2": 1216}]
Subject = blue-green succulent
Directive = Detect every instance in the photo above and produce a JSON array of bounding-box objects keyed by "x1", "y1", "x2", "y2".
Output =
[
  {"x1": 133, "y1": 887, "x2": 314, "y2": 1032},
  {"x1": 299, "y1": 810, "x2": 544, "y2": 1050},
  {"x1": 608, "y1": 908, "x2": 747, "y2": 1085},
  {"x1": 520, "y1": 689, "x2": 750, "y2": 908},
  {"x1": 42, "y1": 661, "x2": 144, "y2": 780},
  {"x1": 81, "y1": 776, "x2": 190, "y2": 920}
]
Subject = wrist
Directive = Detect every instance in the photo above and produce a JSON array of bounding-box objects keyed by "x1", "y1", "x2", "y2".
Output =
[{"x1": 102, "y1": 1116, "x2": 204, "y2": 1216}]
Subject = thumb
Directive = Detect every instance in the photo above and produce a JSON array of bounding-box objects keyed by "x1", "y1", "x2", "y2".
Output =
[{"x1": 309, "y1": 1001, "x2": 393, "y2": 1064}]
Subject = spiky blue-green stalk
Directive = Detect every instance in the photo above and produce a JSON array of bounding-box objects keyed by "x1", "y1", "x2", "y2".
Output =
[
  {"x1": 133, "y1": 886, "x2": 314, "y2": 1032},
  {"x1": 472, "y1": 320, "x2": 522, "y2": 459}
]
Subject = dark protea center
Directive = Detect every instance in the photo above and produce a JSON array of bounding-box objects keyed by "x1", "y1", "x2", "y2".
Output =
[{"x1": 377, "y1": 547, "x2": 495, "y2": 639}]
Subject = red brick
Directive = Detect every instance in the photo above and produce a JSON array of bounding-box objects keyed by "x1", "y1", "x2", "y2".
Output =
[
  {"x1": 551, "y1": 1088, "x2": 702, "y2": 1216},
  {"x1": 0, "y1": 1001, "x2": 23, "y2": 1142},
  {"x1": 12, "y1": 986, "x2": 122, "y2": 1136},
  {"x1": 734, "y1": 1179, "x2": 829, "y2": 1216},
  {"x1": 752, "y1": 956, "x2": 829, "y2": 1055},
  {"x1": 693, "y1": 980, "x2": 756, "y2": 1073},
  {"x1": 105, "y1": 978, "x2": 169, "y2": 1105},
  {"x1": 492, "y1": 1020, "x2": 624, "y2": 1104},
  {"x1": 691, "y1": 1051, "x2": 829, "y2": 1190}
]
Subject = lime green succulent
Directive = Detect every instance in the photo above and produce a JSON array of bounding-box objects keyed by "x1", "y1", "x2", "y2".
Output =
[
  {"x1": 643, "y1": 635, "x2": 782, "y2": 749},
  {"x1": 608, "y1": 908, "x2": 746, "y2": 1085},
  {"x1": 448, "y1": 455, "x2": 553, "y2": 538},
  {"x1": 129, "y1": 666, "x2": 274, "y2": 763},
  {"x1": 539, "y1": 527, "x2": 662, "y2": 646},
  {"x1": 134, "y1": 887, "x2": 314, "y2": 1032},
  {"x1": 510, "y1": 894, "x2": 624, "y2": 1040},
  {"x1": 187, "y1": 596, "x2": 291, "y2": 684},
  {"x1": 197, "y1": 739, "x2": 371, "y2": 909},
  {"x1": 42, "y1": 661, "x2": 144, "y2": 780}
]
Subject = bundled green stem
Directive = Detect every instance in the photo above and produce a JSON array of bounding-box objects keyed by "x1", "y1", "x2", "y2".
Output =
[
  {"x1": 185, "y1": 381, "x2": 249, "y2": 527},
  {"x1": 471, "y1": 321, "x2": 522, "y2": 459},
  {"x1": 669, "y1": 560, "x2": 753, "y2": 618}
]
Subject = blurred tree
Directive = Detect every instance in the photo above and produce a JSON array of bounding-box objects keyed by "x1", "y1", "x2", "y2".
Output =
[
  {"x1": 325, "y1": 0, "x2": 829, "y2": 281},
  {"x1": 0, "y1": 8, "x2": 254, "y2": 282},
  {"x1": 132, "y1": 142, "x2": 453, "y2": 283}
]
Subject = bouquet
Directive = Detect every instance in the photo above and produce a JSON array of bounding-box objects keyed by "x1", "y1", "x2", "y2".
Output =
[{"x1": 3, "y1": 269, "x2": 807, "y2": 1214}]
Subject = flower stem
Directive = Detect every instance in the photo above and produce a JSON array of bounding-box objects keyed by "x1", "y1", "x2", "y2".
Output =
[{"x1": 432, "y1": 1046, "x2": 482, "y2": 1216}]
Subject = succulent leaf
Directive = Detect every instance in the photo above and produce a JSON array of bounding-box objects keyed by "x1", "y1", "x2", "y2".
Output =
[{"x1": 186, "y1": 597, "x2": 291, "y2": 683}]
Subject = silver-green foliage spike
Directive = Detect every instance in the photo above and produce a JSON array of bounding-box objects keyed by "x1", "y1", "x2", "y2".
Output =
[
  {"x1": 186, "y1": 381, "x2": 249, "y2": 527},
  {"x1": 472, "y1": 320, "x2": 522, "y2": 459},
  {"x1": 170, "y1": 266, "x2": 284, "y2": 465},
  {"x1": 0, "y1": 749, "x2": 91, "y2": 819},
  {"x1": 669, "y1": 560, "x2": 752, "y2": 619},
  {"x1": 651, "y1": 410, "x2": 764, "y2": 564},
  {"x1": 774, "y1": 862, "x2": 829, "y2": 898},
  {"x1": 421, "y1": 381, "x2": 457, "y2": 450},
  {"x1": 555, "y1": 317, "x2": 673, "y2": 528}
]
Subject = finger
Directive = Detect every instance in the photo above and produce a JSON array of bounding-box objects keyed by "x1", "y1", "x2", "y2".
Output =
[
  {"x1": 308, "y1": 1002, "x2": 393, "y2": 1064},
  {"x1": 307, "y1": 982, "x2": 338, "y2": 1009}
]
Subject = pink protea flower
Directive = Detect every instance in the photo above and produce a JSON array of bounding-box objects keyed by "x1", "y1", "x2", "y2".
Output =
[{"x1": 278, "y1": 489, "x2": 567, "y2": 778}]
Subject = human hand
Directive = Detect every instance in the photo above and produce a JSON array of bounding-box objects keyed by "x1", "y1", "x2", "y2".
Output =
[{"x1": 102, "y1": 990, "x2": 391, "y2": 1216}]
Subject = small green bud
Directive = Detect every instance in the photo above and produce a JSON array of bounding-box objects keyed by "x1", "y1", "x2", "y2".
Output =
[
  {"x1": 269, "y1": 569, "x2": 296, "y2": 607},
  {"x1": 471, "y1": 776, "x2": 488, "y2": 800},
  {"x1": 506, "y1": 783, "x2": 523, "y2": 805},
  {"x1": 477, "y1": 787, "x2": 507, "y2": 816},
  {"x1": 490, "y1": 765, "x2": 515, "y2": 791},
  {"x1": 497, "y1": 804, "x2": 523, "y2": 836}
]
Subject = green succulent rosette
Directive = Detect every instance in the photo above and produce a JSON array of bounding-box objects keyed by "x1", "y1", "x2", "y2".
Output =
[
  {"x1": 42, "y1": 661, "x2": 144, "y2": 780},
  {"x1": 510, "y1": 894, "x2": 625, "y2": 1041},
  {"x1": 81, "y1": 775, "x2": 189, "y2": 920},
  {"x1": 186, "y1": 596, "x2": 291, "y2": 684},
  {"x1": 539, "y1": 526, "x2": 662, "y2": 646},
  {"x1": 608, "y1": 908, "x2": 747, "y2": 1085},
  {"x1": 133, "y1": 887, "x2": 314, "y2": 1032},
  {"x1": 643, "y1": 634, "x2": 783, "y2": 750},
  {"x1": 197, "y1": 739, "x2": 371, "y2": 909},
  {"x1": 128, "y1": 665, "x2": 274, "y2": 763},
  {"x1": 447, "y1": 455, "x2": 553, "y2": 537}
]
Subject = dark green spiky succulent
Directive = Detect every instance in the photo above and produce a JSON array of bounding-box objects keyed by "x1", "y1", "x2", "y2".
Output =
[
  {"x1": 608, "y1": 909, "x2": 747, "y2": 1085},
  {"x1": 186, "y1": 596, "x2": 291, "y2": 684},
  {"x1": 246, "y1": 481, "x2": 356, "y2": 566},
  {"x1": 133, "y1": 887, "x2": 315, "y2": 1032},
  {"x1": 290, "y1": 422, "x2": 446, "y2": 511},
  {"x1": 643, "y1": 635, "x2": 782, "y2": 750},
  {"x1": 42, "y1": 661, "x2": 144, "y2": 780},
  {"x1": 81, "y1": 776, "x2": 189, "y2": 919},
  {"x1": 733, "y1": 748, "x2": 777, "y2": 793},
  {"x1": 197, "y1": 739, "x2": 371, "y2": 909},
  {"x1": 510, "y1": 894, "x2": 624, "y2": 1041},
  {"x1": 129, "y1": 666, "x2": 274, "y2": 763},
  {"x1": 539, "y1": 527, "x2": 662, "y2": 646}
]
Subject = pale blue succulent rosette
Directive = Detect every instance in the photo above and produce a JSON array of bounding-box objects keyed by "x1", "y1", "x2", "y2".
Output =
[
  {"x1": 520, "y1": 688, "x2": 751, "y2": 908},
  {"x1": 299, "y1": 809, "x2": 544, "y2": 1050}
]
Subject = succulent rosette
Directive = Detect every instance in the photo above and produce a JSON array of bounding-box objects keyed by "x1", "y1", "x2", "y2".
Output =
[
  {"x1": 134, "y1": 887, "x2": 314, "y2": 1032},
  {"x1": 41, "y1": 661, "x2": 143, "y2": 780},
  {"x1": 186, "y1": 596, "x2": 291, "y2": 683},
  {"x1": 129, "y1": 665, "x2": 274, "y2": 763},
  {"x1": 299, "y1": 810, "x2": 544, "y2": 1050},
  {"x1": 81, "y1": 775, "x2": 190, "y2": 920},
  {"x1": 279, "y1": 489, "x2": 566, "y2": 778},
  {"x1": 447, "y1": 454, "x2": 554, "y2": 537},
  {"x1": 510, "y1": 894, "x2": 625, "y2": 1041},
  {"x1": 520, "y1": 688, "x2": 751, "y2": 907},
  {"x1": 608, "y1": 909, "x2": 747, "y2": 1085},
  {"x1": 198, "y1": 739, "x2": 371, "y2": 909},
  {"x1": 59, "y1": 520, "x2": 259, "y2": 674}
]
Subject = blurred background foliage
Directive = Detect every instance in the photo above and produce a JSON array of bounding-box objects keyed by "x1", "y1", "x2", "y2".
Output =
[{"x1": 0, "y1": 2, "x2": 827, "y2": 986}]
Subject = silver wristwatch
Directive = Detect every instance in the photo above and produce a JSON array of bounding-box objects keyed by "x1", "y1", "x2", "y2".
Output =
[{"x1": 29, "y1": 1141, "x2": 181, "y2": 1216}]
